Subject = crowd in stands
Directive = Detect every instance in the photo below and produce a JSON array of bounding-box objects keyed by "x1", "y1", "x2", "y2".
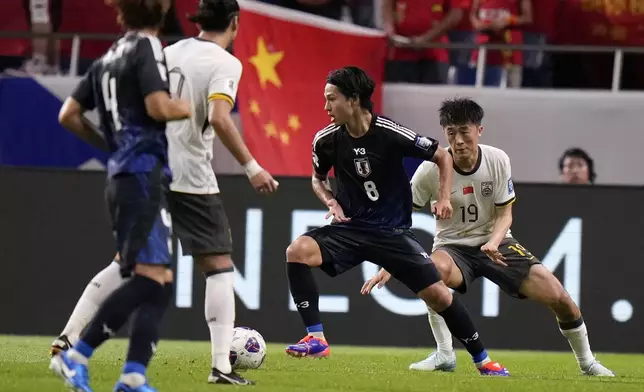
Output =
[{"x1": 1, "y1": 0, "x2": 642, "y2": 91}]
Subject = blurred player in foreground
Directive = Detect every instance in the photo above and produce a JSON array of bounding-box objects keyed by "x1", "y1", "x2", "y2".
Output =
[
  {"x1": 164, "y1": 0, "x2": 277, "y2": 385},
  {"x1": 362, "y1": 98, "x2": 614, "y2": 377},
  {"x1": 284, "y1": 67, "x2": 509, "y2": 376},
  {"x1": 49, "y1": 0, "x2": 277, "y2": 386},
  {"x1": 50, "y1": 0, "x2": 191, "y2": 391}
]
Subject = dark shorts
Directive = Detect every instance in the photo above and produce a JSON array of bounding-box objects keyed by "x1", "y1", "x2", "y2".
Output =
[
  {"x1": 304, "y1": 224, "x2": 441, "y2": 294},
  {"x1": 106, "y1": 167, "x2": 172, "y2": 276},
  {"x1": 167, "y1": 191, "x2": 232, "y2": 256},
  {"x1": 437, "y1": 238, "x2": 541, "y2": 299}
]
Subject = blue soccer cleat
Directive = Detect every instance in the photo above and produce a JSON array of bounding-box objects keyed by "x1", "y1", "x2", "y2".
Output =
[
  {"x1": 49, "y1": 351, "x2": 93, "y2": 392},
  {"x1": 113, "y1": 382, "x2": 157, "y2": 392},
  {"x1": 478, "y1": 361, "x2": 510, "y2": 376},
  {"x1": 285, "y1": 335, "x2": 330, "y2": 358}
]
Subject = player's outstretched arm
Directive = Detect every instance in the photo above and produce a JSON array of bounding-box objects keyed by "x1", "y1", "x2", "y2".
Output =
[
  {"x1": 430, "y1": 148, "x2": 454, "y2": 220},
  {"x1": 209, "y1": 100, "x2": 278, "y2": 193},
  {"x1": 58, "y1": 97, "x2": 109, "y2": 151}
]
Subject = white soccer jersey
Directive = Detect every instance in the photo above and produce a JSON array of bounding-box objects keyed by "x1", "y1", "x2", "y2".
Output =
[
  {"x1": 164, "y1": 38, "x2": 242, "y2": 194},
  {"x1": 411, "y1": 144, "x2": 516, "y2": 249}
]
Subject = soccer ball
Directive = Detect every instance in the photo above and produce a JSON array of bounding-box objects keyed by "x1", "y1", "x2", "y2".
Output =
[{"x1": 229, "y1": 326, "x2": 267, "y2": 370}]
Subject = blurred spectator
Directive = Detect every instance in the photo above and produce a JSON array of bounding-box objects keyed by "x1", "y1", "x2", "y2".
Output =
[
  {"x1": 20, "y1": 0, "x2": 62, "y2": 75},
  {"x1": 347, "y1": 0, "x2": 374, "y2": 28},
  {"x1": 446, "y1": 0, "x2": 473, "y2": 85},
  {"x1": 559, "y1": 148, "x2": 596, "y2": 185},
  {"x1": 382, "y1": 0, "x2": 468, "y2": 84},
  {"x1": 469, "y1": 0, "x2": 532, "y2": 86},
  {"x1": 521, "y1": 0, "x2": 558, "y2": 88}
]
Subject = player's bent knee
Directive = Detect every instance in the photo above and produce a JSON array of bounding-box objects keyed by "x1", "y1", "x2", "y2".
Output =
[
  {"x1": 196, "y1": 253, "x2": 233, "y2": 274},
  {"x1": 286, "y1": 236, "x2": 322, "y2": 267},
  {"x1": 417, "y1": 281, "x2": 452, "y2": 312}
]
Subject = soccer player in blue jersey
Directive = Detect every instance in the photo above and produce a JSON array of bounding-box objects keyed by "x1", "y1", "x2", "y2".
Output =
[
  {"x1": 283, "y1": 66, "x2": 509, "y2": 376},
  {"x1": 49, "y1": 0, "x2": 191, "y2": 391}
]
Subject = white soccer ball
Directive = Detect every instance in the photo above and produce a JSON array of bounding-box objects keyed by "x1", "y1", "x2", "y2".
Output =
[{"x1": 229, "y1": 326, "x2": 267, "y2": 370}]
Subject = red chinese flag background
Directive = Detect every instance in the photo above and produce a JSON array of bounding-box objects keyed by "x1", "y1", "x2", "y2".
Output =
[{"x1": 234, "y1": 2, "x2": 387, "y2": 177}]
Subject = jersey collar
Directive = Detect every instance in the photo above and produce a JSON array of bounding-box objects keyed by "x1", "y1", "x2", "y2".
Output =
[{"x1": 450, "y1": 146, "x2": 482, "y2": 176}]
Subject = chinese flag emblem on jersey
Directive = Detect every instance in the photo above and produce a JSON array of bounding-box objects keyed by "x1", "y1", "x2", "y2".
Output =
[{"x1": 234, "y1": 2, "x2": 387, "y2": 176}]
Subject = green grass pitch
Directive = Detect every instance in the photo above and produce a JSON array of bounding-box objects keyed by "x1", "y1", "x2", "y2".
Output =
[{"x1": 1, "y1": 335, "x2": 642, "y2": 392}]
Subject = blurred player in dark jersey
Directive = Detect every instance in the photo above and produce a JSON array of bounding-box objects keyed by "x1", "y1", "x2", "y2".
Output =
[
  {"x1": 284, "y1": 66, "x2": 508, "y2": 376},
  {"x1": 50, "y1": 1, "x2": 190, "y2": 391}
]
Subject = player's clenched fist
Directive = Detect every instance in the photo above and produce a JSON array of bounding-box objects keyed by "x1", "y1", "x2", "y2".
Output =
[
  {"x1": 325, "y1": 199, "x2": 349, "y2": 223},
  {"x1": 432, "y1": 199, "x2": 453, "y2": 220}
]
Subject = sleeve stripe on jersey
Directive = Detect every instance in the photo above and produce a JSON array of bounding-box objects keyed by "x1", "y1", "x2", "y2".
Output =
[
  {"x1": 412, "y1": 202, "x2": 424, "y2": 210},
  {"x1": 313, "y1": 125, "x2": 339, "y2": 149},
  {"x1": 495, "y1": 197, "x2": 516, "y2": 207},
  {"x1": 376, "y1": 120, "x2": 414, "y2": 141},
  {"x1": 140, "y1": 33, "x2": 164, "y2": 61},
  {"x1": 208, "y1": 93, "x2": 234, "y2": 107},
  {"x1": 376, "y1": 117, "x2": 416, "y2": 139}
]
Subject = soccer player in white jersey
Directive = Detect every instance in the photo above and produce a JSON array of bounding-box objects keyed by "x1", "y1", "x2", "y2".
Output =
[
  {"x1": 49, "y1": 0, "x2": 277, "y2": 386},
  {"x1": 165, "y1": 0, "x2": 277, "y2": 385},
  {"x1": 362, "y1": 98, "x2": 615, "y2": 377}
]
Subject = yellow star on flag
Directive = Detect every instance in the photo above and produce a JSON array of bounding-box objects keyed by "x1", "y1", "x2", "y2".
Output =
[
  {"x1": 280, "y1": 131, "x2": 290, "y2": 145},
  {"x1": 287, "y1": 114, "x2": 301, "y2": 132},
  {"x1": 264, "y1": 121, "x2": 278, "y2": 138},
  {"x1": 249, "y1": 37, "x2": 284, "y2": 89},
  {"x1": 249, "y1": 100, "x2": 261, "y2": 116}
]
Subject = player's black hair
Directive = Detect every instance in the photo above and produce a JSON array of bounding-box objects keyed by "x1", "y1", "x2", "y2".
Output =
[
  {"x1": 558, "y1": 147, "x2": 596, "y2": 183},
  {"x1": 188, "y1": 0, "x2": 240, "y2": 33},
  {"x1": 111, "y1": 0, "x2": 168, "y2": 30},
  {"x1": 326, "y1": 66, "x2": 375, "y2": 112},
  {"x1": 439, "y1": 98, "x2": 484, "y2": 127}
]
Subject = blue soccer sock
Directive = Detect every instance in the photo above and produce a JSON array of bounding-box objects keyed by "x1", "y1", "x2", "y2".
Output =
[
  {"x1": 306, "y1": 323, "x2": 325, "y2": 339},
  {"x1": 120, "y1": 361, "x2": 147, "y2": 388}
]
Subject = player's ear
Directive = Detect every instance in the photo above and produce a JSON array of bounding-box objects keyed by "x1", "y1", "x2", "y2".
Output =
[
  {"x1": 477, "y1": 126, "x2": 483, "y2": 136},
  {"x1": 230, "y1": 15, "x2": 240, "y2": 33}
]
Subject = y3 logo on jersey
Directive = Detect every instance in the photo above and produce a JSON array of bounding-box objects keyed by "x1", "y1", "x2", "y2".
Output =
[{"x1": 353, "y1": 148, "x2": 366, "y2": 155}]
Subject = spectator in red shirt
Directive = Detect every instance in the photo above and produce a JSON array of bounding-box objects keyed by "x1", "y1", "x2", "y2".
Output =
[
  {"x1": 522, "y1": 0, "x2": 559, "y2": 87},
  {"x1": 382, "y1": 0, "x2": 468, "y2": 84},
  {"x1": 470, "y1": 0, "x2": 532, "y2": 86}
]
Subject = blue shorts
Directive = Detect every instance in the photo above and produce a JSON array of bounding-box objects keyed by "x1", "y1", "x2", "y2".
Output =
[{"x1": 106, "y1": 165, "x2": 172, "y2": 277}]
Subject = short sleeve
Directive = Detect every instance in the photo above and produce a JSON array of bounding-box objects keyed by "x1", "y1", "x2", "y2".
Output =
[
  {"x1": 312, "y1": 126, "x2": 335, "y2": 177},
  {"x1": 494, "y1": 150, "x2": 516, "y2": 206},
  {"x1": 375, "y1": 116, "x2": 439, "y2": 160},
  {"x1": 71, "y1": 65, "x2": 96, "y2": 110},
  {"x1": 208, "y1": 57, "x2": 242, "y2": 108},
  {"x1": 135, "y1": 37, "x2": 169, "y2": 98},
  {"x1": 410, "y1": 161, "x2": 438, "y2": 209}
]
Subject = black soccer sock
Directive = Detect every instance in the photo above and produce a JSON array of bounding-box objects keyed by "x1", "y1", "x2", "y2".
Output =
[
  {"x1": 78, "y1": 275, "x2": 164, "y2": 353},
  {"x1": 125, "y1": 291, "x2": 166, "y2": 370},
  {"x1": 286, "y1": 262, "x2": 322, "y2": 331},
  {"x1": 438, "y1": 296, "x2": 488, "y2": 364}
]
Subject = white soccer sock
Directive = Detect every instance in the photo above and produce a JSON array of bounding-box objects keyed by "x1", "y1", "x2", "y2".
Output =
[
  {"x1": 61, "y1": 260, "x2": 125, "y2": 345},
  {"x1": 560, "y1": 322, "x2": 594, "y2": 369},
  {"x1": 427, "y1": 307, "x2": 454, "y2": 356},
  {"x1": 205, "y1": 271, "x2": 235, "y2": 374}
]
